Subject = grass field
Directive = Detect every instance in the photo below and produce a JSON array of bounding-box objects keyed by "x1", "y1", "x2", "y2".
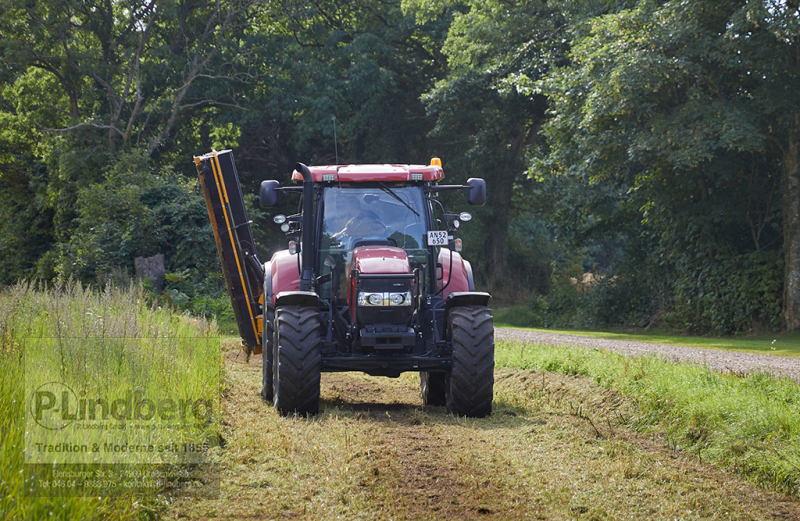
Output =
[
  {"x1": 5, "y1": 286, "x2": 799, "y2": 519},
  {"x1": 162, "y1": 339, "x2": 800, "y2": 520},
  {"x1": 1, "y1": 281, "x2": 221, "y2": 520},
  {"x1": 497, "y1": 340, "x2": 800, "y2": 498}
]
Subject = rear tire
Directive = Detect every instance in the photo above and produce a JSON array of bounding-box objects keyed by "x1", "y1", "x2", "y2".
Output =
[
  {"x1": 260, "y1": 307, "x2": 274, "y2": 402},
  {"x1": 446, "y1": 306, "x2": 494, "y2": 417},
  {"x1": 420, "y1": 372, "x2": 447, "y2": 406},
  {"x1": 273, "y1": 305, "x2": 322, "y2": 416}
]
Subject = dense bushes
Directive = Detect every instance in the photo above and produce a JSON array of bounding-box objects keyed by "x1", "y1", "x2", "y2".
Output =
[
  {"x1": 54, "y1": 152, "x2": 216, "y2": 281},
  {"x1": 664, "y1": 250, "x2": 783, "y2": 335},
  {"x1": 500, "y1": 248, "x2": 783, "y2": 335}
]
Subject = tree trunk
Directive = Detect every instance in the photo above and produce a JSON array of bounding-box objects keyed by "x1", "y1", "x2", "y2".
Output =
[{"x1": 783, "y1": 114, "x2": 800, "y2": 330}]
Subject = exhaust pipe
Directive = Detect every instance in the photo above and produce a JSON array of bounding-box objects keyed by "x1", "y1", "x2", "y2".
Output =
[{"x1": 296, "y1": 162, "x2": 315, "y2": 292}]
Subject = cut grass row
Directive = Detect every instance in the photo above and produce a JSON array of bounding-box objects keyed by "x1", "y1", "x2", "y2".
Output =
[{"x1": 496, "y1": 340, "x2": 800, "y2": 498}]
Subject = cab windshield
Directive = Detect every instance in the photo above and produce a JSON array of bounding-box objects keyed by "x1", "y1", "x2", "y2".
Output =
[{"x1": 318, "y1": 186, "x2": 428, "y2": 301}]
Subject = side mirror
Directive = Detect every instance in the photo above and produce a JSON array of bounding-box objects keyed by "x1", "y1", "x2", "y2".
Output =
[
  {"x1": 260, "y1": 180, "x2": 280, "y2": 207},
  {"x1": 466, "y1": 178, "x2": 486, "y2": 206}
]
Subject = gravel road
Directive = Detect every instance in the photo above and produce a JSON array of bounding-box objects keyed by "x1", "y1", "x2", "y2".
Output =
[{"x1": 495, "y1": 328, "x2": 800, "y2": 382}]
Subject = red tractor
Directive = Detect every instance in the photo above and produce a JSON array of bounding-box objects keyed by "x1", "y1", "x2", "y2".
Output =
[{"x1": 195, "y1": 151, "x2": 494, "y2": 417}]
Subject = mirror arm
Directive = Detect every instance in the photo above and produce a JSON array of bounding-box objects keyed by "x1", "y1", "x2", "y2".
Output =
[{"x1": 426, "y1": 184, "x2": 468, "y2": 193}]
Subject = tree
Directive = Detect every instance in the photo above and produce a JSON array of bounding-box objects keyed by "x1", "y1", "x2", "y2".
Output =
[
  {"x1": 538, "y1": 0, "x2": 792, "y2": 332},
  {"x1": 402, "y1": 0, "x2": 568, "y2": 286},
  {"x1": 0, "y1": 0, "x2": 282, "y2": 280},
  {"x1": 0, "y1": 0, "x2": 268, "y2": 155}
]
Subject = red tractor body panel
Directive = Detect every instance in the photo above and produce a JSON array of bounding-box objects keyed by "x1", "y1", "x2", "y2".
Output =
[
  {"x1": 292, "y1": 164, "x2": 444, "y2": 183},
  {"x1": 268, "y1": 250, "x2": 300, "y2": 305},
  {"x1": 438, "y1": 249, "x2": 471, "y2": 297},
  {"x1": 352, "y1": 245, "x2": 411, "y2": 274}
]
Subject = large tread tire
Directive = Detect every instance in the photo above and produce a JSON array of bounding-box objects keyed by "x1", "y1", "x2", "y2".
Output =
[
  {"x1": 420, "y1": 371, "x2": 447, "y2": 406},
  {"x1": 446, "y1": 306, "x2": 494, "y2": 417},
  {"x1": 273, "y1": 305, "x2": 322, "y2": 416},
  {"x1": 260, "y1": 307, "x2": 274, "y2": 402}
]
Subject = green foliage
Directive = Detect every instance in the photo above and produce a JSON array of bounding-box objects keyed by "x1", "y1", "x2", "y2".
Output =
[
  {"x1": 55, "y1": 151, "x2": 217, "y2": 281},
  {"x1": 501, "y1": 247, "x2": 782, "y2": 335},
  {"x1": 499, "y1": 261, "x2": 654, "y2": 331},
  {"x1": 666, "y1": 249, "x2": 783, "y2": 335},
  {"x1": 0, "y1": 281, "x2": 220, "y2": 519},
  {"x1": 532, "y1": 0, "x2": 791, "y2": 333},
  {"x1": 0, "y1": 0, "x2": 797, "y2": 334},
  {"x1": 161, "y1": 268, "x2": 235, "y2": 323}
]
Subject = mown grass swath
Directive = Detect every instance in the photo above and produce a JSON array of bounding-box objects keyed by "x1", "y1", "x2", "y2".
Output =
[
  {"x1": 497, "y1": 340, "x2": 800, "y2": 497},
  {"x1": 0, "y1": 281, "x2": 221, "y2": 520}
]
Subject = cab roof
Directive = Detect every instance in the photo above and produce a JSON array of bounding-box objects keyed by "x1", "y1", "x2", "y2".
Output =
[{"x1": 291, "y1": 163, "x2": 444, "y2": 183}]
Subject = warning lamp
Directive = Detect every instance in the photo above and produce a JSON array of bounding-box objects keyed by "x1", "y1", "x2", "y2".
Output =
[{"x1": 430, "y1": 157, "x2": 442, "y2": 167}]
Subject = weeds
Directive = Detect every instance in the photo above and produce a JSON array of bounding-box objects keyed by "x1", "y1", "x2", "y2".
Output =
[{"x1": 0, "y1": 280, "x2": 220, "y2": 520}]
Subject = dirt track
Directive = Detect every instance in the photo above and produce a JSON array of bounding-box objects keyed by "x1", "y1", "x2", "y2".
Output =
[
  {"x1": 161, "y1": 342, "x2": 800, "y2": 520},
  {"x1": 496, "y1": 328, "x2": 800, "y2": 382}
]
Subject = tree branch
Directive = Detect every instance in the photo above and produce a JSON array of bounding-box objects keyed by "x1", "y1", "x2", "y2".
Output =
[
  {"x1": 147, "y1": 0, "x2": 259, "y2": 156},
  {"x1": 37, "y1": 122, "x2": 124, "y2": 136}
]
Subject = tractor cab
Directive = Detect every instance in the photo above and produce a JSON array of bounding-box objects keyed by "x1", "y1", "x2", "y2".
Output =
[{"x1": 316, "y1": 184, "x2": 428, "y2": 305}]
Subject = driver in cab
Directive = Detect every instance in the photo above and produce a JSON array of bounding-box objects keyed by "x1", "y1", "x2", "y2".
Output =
[{"x1": 330, "y1": 194, "x2": 387, "y2": 245}]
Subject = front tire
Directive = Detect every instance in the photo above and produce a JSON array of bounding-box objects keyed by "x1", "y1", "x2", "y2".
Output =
[
  {"x1": 260, "y1": 307, "x2": 274, "y2": 402},
  {"x1": 446, "y1": 306, "x2": 494, "y2": 417},
  {"x1": 273, "y1": 305, "x2": 322, "y2": 416}
]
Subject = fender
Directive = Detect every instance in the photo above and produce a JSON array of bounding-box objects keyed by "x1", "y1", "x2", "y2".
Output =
[
  {"x1": 253, "y1": 261, "x2": 274, "y2": 357},
  {"x1": 269, "y1": 250, "x2": 300, "y2": 306},
  {"x1": 444, "y1": 292, "x2": 492, "y2": 314},
  {"x1": 275, "y1": 291, "x2": 319, "y2": 308},
  {"x1": 264, "y1": 260, "x2": 273, "y2": 311},
  {"x1": 443, "y1": 292, "x2": 492, "y2": 337},
  {"x1": 437, "y1": 249, "x2": 473, "y2": 298}
]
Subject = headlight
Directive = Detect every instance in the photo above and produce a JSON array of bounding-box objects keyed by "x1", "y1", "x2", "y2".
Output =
[
  {"x1": 389, "y1": 293, "x2": 411, "y2": 306},
  {"x1": 357, "y1": 292, "x2": 383, "y2": 306},
  {"x1": 357, "y1": 291, "x2": 412, "y2": 306}
]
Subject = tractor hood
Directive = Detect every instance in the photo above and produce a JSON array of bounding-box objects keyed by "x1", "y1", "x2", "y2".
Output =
[
  {"x1": 351, "y1": 245, "x2": 411, "y2": 274},
  {"x1": 347, "y1": 246, "x2": 414, "y2": 325}
]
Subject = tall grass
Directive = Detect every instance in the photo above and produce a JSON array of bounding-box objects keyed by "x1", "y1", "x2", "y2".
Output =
[
  {"x1": 497, "y1": 340, "x2": 800, "y2": 497},
  {"x1": 0, "y1": 281, "x2": 221, "y2": 520}
]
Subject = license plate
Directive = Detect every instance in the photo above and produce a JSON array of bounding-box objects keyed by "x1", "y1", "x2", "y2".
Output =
[{"x1": 427, "y1": 230, "x2": 448, "y2": 246}]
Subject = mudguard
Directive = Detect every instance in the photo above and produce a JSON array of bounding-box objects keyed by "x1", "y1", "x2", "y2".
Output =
[
  {"x1": 268, "y1": 250, "x2": 301, "y2": 306},
  {"x1": 444, "y1": 292, "x2": 492, "y2": 313},
  {"x1": 275, "y1": 291, "x2": 319, "y2": 308},
  {"x1": 194, "y1": 150, "x2": 263, "y2": 351},
  {"x1": 437, "y1": 249, "x2": 474, "y2": 297}
]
